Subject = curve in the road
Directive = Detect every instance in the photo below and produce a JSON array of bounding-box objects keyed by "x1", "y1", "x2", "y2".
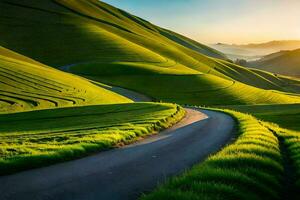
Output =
[
  {"x1": 0, "y1": 108, "x2": 235, "y2": 200},
  {"x1": 93, "y1": 81, "x2": 152, "y2": 102},
  {"x1": 0, "y1": 64, "x2": 236, "y2": 200}
]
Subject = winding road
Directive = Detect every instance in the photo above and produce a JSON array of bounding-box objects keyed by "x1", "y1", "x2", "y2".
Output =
[{"x1": 0, "y1": 66, "x2": 236, "y2": 200}]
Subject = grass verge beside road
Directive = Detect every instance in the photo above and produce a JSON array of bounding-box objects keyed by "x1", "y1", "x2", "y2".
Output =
[
  {"x1": 142, "y1": 109, "x2": 284, "y2": 200},
  {"x1": 0, "y1": 102, "x2": 185, "y2": 175}
]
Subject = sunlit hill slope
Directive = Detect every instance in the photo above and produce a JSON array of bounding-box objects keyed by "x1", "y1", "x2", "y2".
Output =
[
  {"x1": 0, "y1": 46, "x2": 130, "y2": 113},
  {"x1": 1, "y1": 0, "x2": 300, "y2": 106}
]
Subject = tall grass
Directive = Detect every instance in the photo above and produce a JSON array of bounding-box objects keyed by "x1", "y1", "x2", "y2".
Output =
[
  {"x1": 0, "y1": 103, "x2": 185, "y2": 175},
  {"x1": 142, "y1": 110, "x2": 283, "y2": 200},
  {"x1": 273, "y1": 126, "x2": 300, "y2": 199}
]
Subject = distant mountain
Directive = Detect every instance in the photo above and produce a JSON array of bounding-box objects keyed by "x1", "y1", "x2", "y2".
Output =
[
  {"x1": 247, "y1": 48, "x2": 300, "y2": 77},
  {"x1": 241, "y1": 40, "x2": 300, "y2": 49},
  {"x1": 211, "y1": 40, "x2": 300, "y2": 61}
]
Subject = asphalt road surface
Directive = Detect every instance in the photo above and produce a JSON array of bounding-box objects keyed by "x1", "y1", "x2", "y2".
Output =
[{"x1": 0, "y1": 108, "x2": 235, "y2": 200}]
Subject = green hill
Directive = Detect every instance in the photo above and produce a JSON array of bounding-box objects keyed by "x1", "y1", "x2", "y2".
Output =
[
  {"x1": 1, "y1": 0, "x2": 300, "y2": 106},
  {"x1": 0, "y1": 46, "x2": 130, "y2": 113},
  {"x1": 248, "y1": 49, "x2": 300, "y2": 77},
  {"x1": 2, "y1": 0, "x2": 300, "y2": 196},
  {"x1": 0, "y1": 0, "x2": 226, "y2": 66}
]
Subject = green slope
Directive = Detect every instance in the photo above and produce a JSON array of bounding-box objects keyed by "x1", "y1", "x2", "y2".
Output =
[
  {"x1": 0, "y1": 0, "x2": 225, "y2": 66},
  {"x1": 1, "y1": 0, "x2": 300, "y2": 195},
  {"x1": 0, "y1": 102, "x2": 184, "y2": 174},
  {"x1": 0, "y1": 46, "x2": 130, "y2": 113},
  {"x1": 1, "y1": 0, "x2": 300, "y2": 107},
  {"x1": 248, "y1": 49, "x2": 300, "y2": 77},
  {"x1": 94, "y1": 75, "x2": 299, "y2": 106}
]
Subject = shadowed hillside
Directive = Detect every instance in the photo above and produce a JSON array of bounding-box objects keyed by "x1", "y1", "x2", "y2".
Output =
[{"x1": 1, "y1": 0, "x2": 300, "y2": 106}]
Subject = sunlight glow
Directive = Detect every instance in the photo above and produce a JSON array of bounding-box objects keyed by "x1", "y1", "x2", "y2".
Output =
[{"x1": 102, "y1": 0, "x2": 300, "y2": 44}]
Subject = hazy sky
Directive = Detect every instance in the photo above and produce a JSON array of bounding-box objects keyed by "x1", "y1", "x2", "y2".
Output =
[{"x1": 102, "y1": 0, "x2": 300, "y2": 44}]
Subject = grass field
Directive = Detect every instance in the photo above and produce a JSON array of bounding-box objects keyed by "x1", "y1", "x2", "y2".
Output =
[
  {"x1": 1, "y1": 1, "x2": 300, "y2": 199},
  {"x1": 0, "y1": 102, "x2": 184, "y2": 175}
]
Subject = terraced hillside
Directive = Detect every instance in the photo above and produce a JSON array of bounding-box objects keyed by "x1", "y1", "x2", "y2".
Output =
[
  {"x1": 1, "y1": 0, "x2": 300, "y2": 106},
  {"x1": 248, "y1": 49, "x2": 300, "y2": 77},
  {"x1": 0, "y1": 46, "x2": 130, "y2": 113}
]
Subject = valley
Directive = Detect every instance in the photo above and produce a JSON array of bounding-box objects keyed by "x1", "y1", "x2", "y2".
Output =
[{"x1": 0, "y1": 0, "x2": 300, "y2": 200}]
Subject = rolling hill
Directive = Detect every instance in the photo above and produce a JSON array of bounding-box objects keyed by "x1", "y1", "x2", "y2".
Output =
[
  {"x1": 247, "y1": 49, "x2": 300, "y2": 77},
  {"x1": 1, "y1": 0, "x2": 300, "y2": 106},
  {"x1": 0, "y1": 0, "x2": 189, "y2": 173},
  {"x1": 1, "y1": 1, "x2": 300, "y2": 199},
  {"x1": 0, "y1": 46, "x2": 130, "y2": 113}
]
